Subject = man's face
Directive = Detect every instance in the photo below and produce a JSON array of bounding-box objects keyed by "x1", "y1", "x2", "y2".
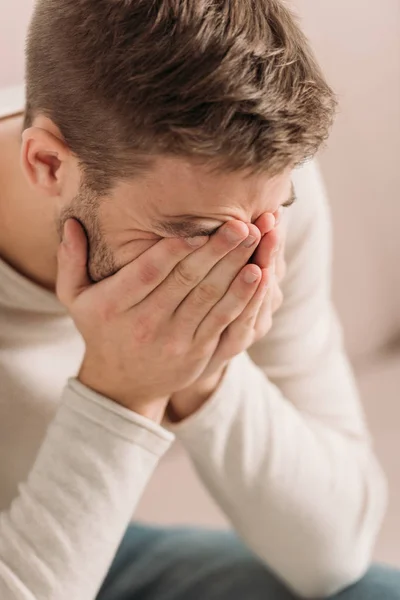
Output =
[{"x1": 60, "y1": 156, "x2": 293, "y2": 282}]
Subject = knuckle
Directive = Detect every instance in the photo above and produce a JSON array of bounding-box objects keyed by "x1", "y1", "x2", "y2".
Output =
[
  {"x1": 235, "y1": 285, "x2": 252, "y2": 302},
  {"x1": 173, "y1": 261, "x2": 198, "y2": 288},
  {"x1": 213, "y1": 311, "x2": 231, "y2": 329},
  {"x1": 134, "y1": 312, "x2": 156, "y2": 343},
  {"x1": 196, "y1": 282, "x2": 221, "y2": 304},
  {"x1": 194, "y1": 339, "x2": 217, "y2": 361},
  {"x1": 153, "y1": 294, "x2": 168, "y2": 312},
  {"x1": 241, "y1": 313, "x2": 256, "y2": 329},
  {"x1": 167, "y1": 237, "x2": 190, "y2": 258},
  {"x1": 164, "y1": 338, "x2": 186, "y2": 358},
  {"x1": 138, "y1": 261, "x2": 161, "y2": 286},
  {"x1": 97, "y1": 299, "x2": 117, "y2": 323}
]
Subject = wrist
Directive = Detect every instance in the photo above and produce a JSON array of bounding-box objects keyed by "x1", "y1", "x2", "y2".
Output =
[
  {"x1": 132, "y1": 401, "x2": 169, "y2": 424},
  {"x1": 168, "y1": 363, "x2": 228, "y2": 423},
  {"x1": 78, "y1": 363, "x2": 168, "y2": 424}
]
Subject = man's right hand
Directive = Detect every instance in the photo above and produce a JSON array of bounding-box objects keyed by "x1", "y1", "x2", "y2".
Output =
[{"x1": 56, "y1": 217, "x2": 268, "y2": 422}]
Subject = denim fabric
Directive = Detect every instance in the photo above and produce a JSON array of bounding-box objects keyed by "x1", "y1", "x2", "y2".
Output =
[{"x1": 97, "y1": 524, "x2": 400, "y2": 600}]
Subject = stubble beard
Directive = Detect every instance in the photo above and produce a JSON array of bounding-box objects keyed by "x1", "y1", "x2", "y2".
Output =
[{"x1": 57, "y1": 183, "x2": 117, "y2": 283}]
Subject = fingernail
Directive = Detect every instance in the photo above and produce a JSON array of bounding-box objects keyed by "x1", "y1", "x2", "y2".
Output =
[
  {"x1": 187, "y1": 236, "x2": 209, "y2": 248},
  {"x1": 242, "y1": 235, "x2": 257, "y2": 248},
  {"x1": 244, "y1": 270, "x2": 259, "y2": 284}
]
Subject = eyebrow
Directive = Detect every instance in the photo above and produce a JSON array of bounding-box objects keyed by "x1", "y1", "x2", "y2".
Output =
[{"x1": 155, "y1": 182, "x2": 297, "y2": 238}]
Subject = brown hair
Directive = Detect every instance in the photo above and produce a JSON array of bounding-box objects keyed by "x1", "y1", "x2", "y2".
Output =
[{"x1": 25, "y1": 0, "x2": 337, "y2": 193}]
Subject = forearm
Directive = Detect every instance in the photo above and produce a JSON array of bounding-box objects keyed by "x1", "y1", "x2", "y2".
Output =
[
  {"x1": 0, "y1": 379, "x2": 173, "y2": 600},
  {"x1": 169, "y1": 353, "x2": 387, "y2": 598}
]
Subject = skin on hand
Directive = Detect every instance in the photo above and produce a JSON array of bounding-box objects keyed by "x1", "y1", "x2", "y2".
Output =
[
  {"x1": 167, "y1": 363, "x2": 228, "y2": 423},
  {"x1": 11, "y1": 118, "x2": 294, "y2": 423},
  {"x1": 168, "y1": 211, "x2": 288, "y2": 421},
  {"x1": 57, "y1": 216, "x2": 269, "y2": 422}
]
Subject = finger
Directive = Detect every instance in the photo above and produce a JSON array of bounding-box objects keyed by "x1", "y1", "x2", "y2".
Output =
[
  {"x1": 105, "y1": 235, "x2": 209, "y2": 310},
  {"x1": 147, "y1": 220, "x2": 250, "y2": 316},
  {"x1": 56, "y1": 219, "x2": 91, "y2": 305},
  {"x1": 173, "y1": 224, "x2": 261, "y2": 332},
  {"x1": 274, "y1": 207, "x2": 284, "y2": 227},
  {"x1": 219, "y1": 267, "x2": 271, "y2": 347},
  {"x1": 194, "y1": 263, "x2": 263, "y2": 344},
  {"x1": 254, "y1": 268, "x2": 283, "y2": 335},
  {"x1": 254, "y1": 212, "x2": 276, "y2": 236},
  {"x1": 250, "y1": 227, "x2": 279, "y2": 270}
]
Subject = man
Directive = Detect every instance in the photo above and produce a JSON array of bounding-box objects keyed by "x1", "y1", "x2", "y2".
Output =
[{"x1": 0, "y1": 0, "x2": 398, "y2": 598}]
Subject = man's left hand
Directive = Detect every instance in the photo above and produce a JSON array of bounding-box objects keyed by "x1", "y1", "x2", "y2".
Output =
[{"x1": 168, "y1": 211, "x2": 287, "y2": 422}]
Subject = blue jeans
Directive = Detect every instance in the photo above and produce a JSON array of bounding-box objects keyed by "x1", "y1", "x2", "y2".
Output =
[{"x1": 97, "y1": 523, "x2": 400, "y2": 600}]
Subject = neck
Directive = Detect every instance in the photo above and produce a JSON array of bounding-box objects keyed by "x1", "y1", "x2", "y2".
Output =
[{"x1": 0, "y1": 116, "x2": 59, "y2": 292}]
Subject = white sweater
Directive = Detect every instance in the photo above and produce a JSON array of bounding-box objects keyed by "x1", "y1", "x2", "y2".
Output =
[{"x1": 0, "y1": 110, "x2": 387, "y2": 599}]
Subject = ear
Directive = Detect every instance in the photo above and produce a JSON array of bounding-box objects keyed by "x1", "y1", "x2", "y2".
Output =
[{"x1": 21, "y1": 124, "x2": 72, "y2": 197}]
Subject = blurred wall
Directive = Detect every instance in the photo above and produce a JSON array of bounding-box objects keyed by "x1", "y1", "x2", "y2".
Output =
[
  {"x1": 1, "y1": 0, "x2": 399, "y2": 361},
  {"x1": 0, "y1": 0, "x2": 31, "y2": 86},
  {"x1": 293, "y1": 0, "x2": 400, "y2": 361}
]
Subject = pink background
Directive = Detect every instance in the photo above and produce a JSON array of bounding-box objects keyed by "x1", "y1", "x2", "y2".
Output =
[
  {"x1": 2, "y1": 0, "x2": 399, "y2": 360},
  {"x1": 1, "y1": 0, "x2": 400, "y2": 565}
]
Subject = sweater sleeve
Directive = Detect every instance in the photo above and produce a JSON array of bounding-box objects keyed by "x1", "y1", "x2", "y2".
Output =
[
  {"x1": 0, "y1": 378, "x2": 174, "y2": 600},
  {"x1": 168, "y1": 160, "x2": 388, "y2": 599}
]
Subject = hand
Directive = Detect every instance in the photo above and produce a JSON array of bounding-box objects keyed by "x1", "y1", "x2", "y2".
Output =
[
  {"x1": 169, "y1": 211, "x2": 287, "y2": 421},
  {"x1": 56, "y1": 217, "x2": 267, "y2": 422},
  {"x1": 250, "y1": 207, "x2": 287, "y2": 332}
]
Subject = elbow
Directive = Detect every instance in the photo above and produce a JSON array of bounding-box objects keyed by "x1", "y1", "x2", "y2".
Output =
[
  {"x1": 292, "y1": 550, "x2": 372, "y2": 599},
  {"x1": 293, "y1": 457, "x2": 388, "y2": 599}
]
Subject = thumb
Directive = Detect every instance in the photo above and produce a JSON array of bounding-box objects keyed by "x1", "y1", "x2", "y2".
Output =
[{"x1": 56, "y1": 218, "x2": 91, "y2": 305}]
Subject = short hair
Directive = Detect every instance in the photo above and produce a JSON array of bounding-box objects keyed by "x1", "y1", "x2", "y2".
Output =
[{"x1": 25, "y1": 0, "x2": 337, "y2": 193}]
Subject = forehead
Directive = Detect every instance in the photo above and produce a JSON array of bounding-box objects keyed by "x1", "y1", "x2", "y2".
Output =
[{"x1": 125, "y1": 156, "x2": 292, "y2": 221}]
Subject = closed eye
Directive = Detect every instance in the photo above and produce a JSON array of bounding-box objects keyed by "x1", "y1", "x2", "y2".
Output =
[
  {"x1": 157, "y1": 183, "x2": 297, "y2": 238},
  {"x1": 282, "y1": 186, "x2": 297, "y2": 209}
]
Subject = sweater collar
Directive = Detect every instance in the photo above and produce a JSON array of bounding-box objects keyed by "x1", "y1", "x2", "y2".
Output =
[{"x1": 0, "y1": 255, "x2": 67, "y2": 315}]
